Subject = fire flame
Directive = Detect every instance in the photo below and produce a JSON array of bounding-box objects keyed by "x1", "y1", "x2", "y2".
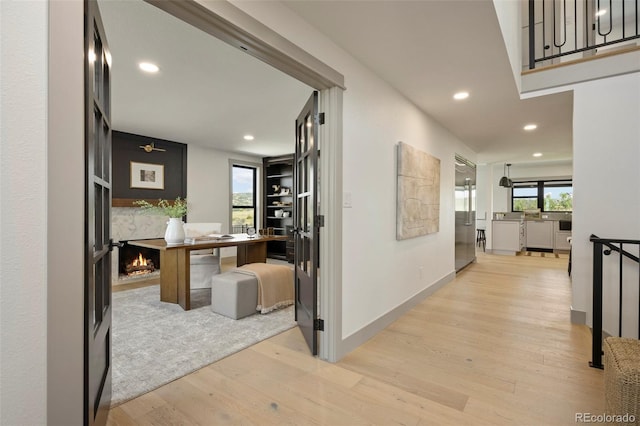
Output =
[{"x1": 132, "y1": 253, "x2": 148, "y2": 267}]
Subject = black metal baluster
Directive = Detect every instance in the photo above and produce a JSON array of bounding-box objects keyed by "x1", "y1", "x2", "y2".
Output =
[
  {"x1": 574, "y1": 0, "x2": 578, "y2": 52},
  {"x1": 591, "y1": 240, "x2": 604, "y2": 369},
  {"x1": 543, "y1": 0, "x2": 547, "y2": 59},
  {"x1": 619, "y1": 242, "x2": 624, "y2": 337},
  {"x1": 553, "y1": 0, "x2": 568, "y2": 52},
  {"x1": 529, "y1": 0, "x2": 536, "y2": 69}
]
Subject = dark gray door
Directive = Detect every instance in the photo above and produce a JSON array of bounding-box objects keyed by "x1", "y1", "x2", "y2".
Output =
[
  {"x1": 85, "y1": 1, "x2": 112, "y2": 424},
  {"x1": 294, "y1": 91, "x2": 320, "y2": 355}
]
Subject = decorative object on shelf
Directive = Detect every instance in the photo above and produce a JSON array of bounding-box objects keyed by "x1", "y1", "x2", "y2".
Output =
[
  {"x1": 499, "y1": 163, "x2": 513, "y2": 187},
  {"x1": 130, "y1": 161, "x2": 165, "y2": 190},
  {"x1": 133, "y1": 197, "x2": 188, "y2": 245},
  {"x1": 274, "y1": 209, "x2": 284, "y2": 218},
  {"x1": 280, "y1": 187, "x2": 290, "y2": 195},
  {"x1": 272, "y1": 184, "x2": 280, "y2": 194},
  {"x1": 282, "y1": 211, "x2": 290, "y2": 218}
]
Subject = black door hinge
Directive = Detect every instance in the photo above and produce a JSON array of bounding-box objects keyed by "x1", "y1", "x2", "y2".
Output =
[
  {"x1": 314, "y1": 318, "x2": 324, "y2": 331},
  {"x1": 317, "y1": 215, "x2": 325, "y2": 227},
  {"x1": 318, "y1": 112, "x2": 325, "y2": 125}
]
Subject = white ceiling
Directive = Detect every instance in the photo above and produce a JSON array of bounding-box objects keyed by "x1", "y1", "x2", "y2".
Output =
[
  {"x1": 98, "y1": 0, "x2": 312, "y2": 157},
  {"x1": 99, "y1": 0, "x2": 573, "y2": 165}
]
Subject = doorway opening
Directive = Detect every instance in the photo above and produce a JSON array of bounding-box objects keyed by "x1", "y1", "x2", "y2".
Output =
[{"x1": 97, "y1": 0, "x2": 341, "y2": 406}]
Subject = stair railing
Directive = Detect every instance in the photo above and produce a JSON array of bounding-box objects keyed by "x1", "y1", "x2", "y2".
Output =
[
  {"x1": 528, "y1": 0, "x2": 640, "y2": 69},
  {"x1": 589, "y1": 234, "x2": 640, "y2": 369}
]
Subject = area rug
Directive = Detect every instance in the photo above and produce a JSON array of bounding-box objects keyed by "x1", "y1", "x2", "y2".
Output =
[{"x1": 111, "y1": 284, "x2": 295, "y2": 406}]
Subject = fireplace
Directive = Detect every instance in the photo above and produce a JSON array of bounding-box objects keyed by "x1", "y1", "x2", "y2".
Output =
[
  {"x1": 118, "y1": 240, "x2": 161, "y2": 279},
  {"x1": 111, "y1": 207, "x2": 168, "y2": 284}
]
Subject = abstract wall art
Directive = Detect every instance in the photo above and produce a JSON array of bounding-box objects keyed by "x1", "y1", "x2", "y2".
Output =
[{"x1": 396, "y1": 141, "x2": 441, "y2": 240}]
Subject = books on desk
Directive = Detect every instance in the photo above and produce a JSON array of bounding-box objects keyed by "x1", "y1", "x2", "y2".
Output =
[{"x1": 184, "y1": 234, "x2": 234, "y2": 244}]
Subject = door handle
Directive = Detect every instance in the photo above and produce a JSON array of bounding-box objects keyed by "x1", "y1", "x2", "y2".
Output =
[{"x1": 109, "y1": 239, "x2": 124, "y2": 252}]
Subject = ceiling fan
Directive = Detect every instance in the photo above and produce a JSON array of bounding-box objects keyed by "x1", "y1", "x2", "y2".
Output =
[{"x1": 139, "y1": 142, "x2": 166, "y2": 153}]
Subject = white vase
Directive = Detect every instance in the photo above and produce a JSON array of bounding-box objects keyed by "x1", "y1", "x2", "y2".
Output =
[{"x1": 165, "y1": 218, "x2": 185, "y2": 245}]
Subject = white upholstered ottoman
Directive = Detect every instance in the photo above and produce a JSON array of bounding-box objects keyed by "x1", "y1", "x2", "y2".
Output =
[{"x1": 211, "y1": 271, "x2": 258, "y2": 319}]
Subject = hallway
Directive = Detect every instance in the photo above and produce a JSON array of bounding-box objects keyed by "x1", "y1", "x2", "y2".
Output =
[{"x1": 107, "y1": 252, "x2": 604, "y2": 425}]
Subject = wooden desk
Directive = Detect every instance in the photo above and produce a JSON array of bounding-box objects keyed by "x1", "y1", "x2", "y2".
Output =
[{"x1": 128, "y1": 234, "x2": 287, "y2": 310}]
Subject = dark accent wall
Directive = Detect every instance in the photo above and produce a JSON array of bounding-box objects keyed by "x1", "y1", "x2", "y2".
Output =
[{"x1": 112, "y1": 131, "x2": 187, "y2": 204}]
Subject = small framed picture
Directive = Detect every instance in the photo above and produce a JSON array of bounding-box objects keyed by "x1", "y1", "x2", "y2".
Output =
[{"x1": 130, "y1": 161, "x2": 164, "y2": 190}]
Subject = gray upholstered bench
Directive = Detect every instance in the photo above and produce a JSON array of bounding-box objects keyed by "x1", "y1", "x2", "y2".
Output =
[{"x1": 210, "y1": 271, "x2": 258, "y2": 319}]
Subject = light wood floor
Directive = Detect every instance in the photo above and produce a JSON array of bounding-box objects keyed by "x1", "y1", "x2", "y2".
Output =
[{"x1": 107, "y1": 252, "x2": 604, "y2": 425}]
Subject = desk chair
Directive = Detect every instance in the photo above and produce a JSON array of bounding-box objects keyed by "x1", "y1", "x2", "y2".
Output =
[{"x1": 183, "y1": 222, "x2": 222, "y2": 289}]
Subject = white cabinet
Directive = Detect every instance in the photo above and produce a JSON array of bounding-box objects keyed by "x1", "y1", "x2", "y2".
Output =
[
  {"x1": 553, "y1": 221, "x2": 572, "y2": 251},
  {"x1": 526, "y1": 221, "x2": 554, "y2": 249},
  {"x1": 492, "y1": 220, "x2": 525, "y2": 255}
]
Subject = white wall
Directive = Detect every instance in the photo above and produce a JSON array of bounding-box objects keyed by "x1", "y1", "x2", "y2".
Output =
[
  {"x1": 187, "y1": 145, "x2": 262, "y2": 257},
  {"x1": 187, "y1": 145, "x2": 261, "y2": 227},
  {"x1": 493, "y1": 0, "x2": 522, "y2": 91},
  {"x1": 0, "y1": 1, "x2": 48, "y2": 424},
  {"x1": 572, "y1": 72, "x2": 640, "y2": 331},
  {"x1": 475, "y1": 164, "x2": 492, "y2": 240},
  {"x1": 228, "y1": 1, "x2": 476, "y2": 339}
]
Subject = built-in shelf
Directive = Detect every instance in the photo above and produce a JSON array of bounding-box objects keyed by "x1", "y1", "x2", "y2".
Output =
[
  {"x1": 267, "y1": 173, "x2": 293, "y2": 179},
  {"x1": 263, "y1": 154, "x2": 294, "y2": 263}
]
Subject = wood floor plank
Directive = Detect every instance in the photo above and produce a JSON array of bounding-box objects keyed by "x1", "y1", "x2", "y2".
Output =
[{"x1": 107, "y1": 252, "x2": 604, "y2": 425}]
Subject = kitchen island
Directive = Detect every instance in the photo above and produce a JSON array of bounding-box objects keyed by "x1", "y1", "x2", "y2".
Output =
[
  {"x1": 492, "y1": 217, "x2": 571, "y2": 255},
  {"x1": 492, "y1": 219, "x2": 525, "y2": 255}
]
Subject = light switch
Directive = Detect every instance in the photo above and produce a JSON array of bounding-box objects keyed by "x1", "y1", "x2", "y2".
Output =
[{"x1": 343, "y1": 192, "x2": 352, "y2": 208}]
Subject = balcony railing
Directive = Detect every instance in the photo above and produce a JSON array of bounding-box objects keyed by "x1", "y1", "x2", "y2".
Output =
[
  {"x1": 528, "y1": 0, "x2": 640, "y2": 69},
  {"x1": 589, "y1": 235, "x2": 640, "y2": 369}
]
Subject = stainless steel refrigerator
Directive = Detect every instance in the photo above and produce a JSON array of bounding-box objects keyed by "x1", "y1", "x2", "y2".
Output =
[{"x1": 455, "y1": 155, "x2": 476, "y2": 271}]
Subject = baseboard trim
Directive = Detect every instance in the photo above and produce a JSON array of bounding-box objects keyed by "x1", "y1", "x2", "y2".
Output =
[
  {"x1": 571, "y1": 307, "x2": 586, "y2": 325},
  {"x1": 336, "y1": 271, "x2": 456, "y2": 360}
]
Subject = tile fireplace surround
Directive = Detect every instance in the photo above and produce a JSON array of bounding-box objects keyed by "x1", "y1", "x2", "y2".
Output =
[{"x1": 111, "y1": 207, "x2": 167, "y2": 284}]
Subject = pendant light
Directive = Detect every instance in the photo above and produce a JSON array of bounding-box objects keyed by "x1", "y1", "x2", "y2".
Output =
[{"x1": 499, "y1": 163, "x2": 513, "y2": 187}]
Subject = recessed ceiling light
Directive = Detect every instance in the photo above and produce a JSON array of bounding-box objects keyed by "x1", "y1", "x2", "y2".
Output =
[
  {"x1": 138, "y1": 62, "x2": 159, "y2": 73},
  {"x1": 243, "y1": 135, "x2": 255, "y2": 141},
  {"x1": 453, "y1": 91, "x2": 469, "y2": 100},
  {"x1": 524, "y1": 124, "x2": 537, "y2": 131},
  {"x1": 533, "y1": 152, "x2": 543, "y2": 157}
]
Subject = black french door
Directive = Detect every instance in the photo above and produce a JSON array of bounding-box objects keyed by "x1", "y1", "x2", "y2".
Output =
[
  {"x1": 84, "y1": 0, "x2": 113, "y2": 424},
  {"x1": 294, "y1": 91, "x2": 320, "y2": 355}
]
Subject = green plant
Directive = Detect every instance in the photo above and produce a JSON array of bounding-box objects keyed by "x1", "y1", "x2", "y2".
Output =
[{"x1": 134, "y1": 197, "x2": 188, "y2": 218}]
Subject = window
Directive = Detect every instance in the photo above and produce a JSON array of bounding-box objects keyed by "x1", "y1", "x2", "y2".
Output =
[
  {"x1": 512, "y1": 180, "x2": 572, "y2": 212},
  {"x1": 231, "y1": 164, "x2": 257, "y2": 230},
  {"x1": 543, "y1": 181, "x2": 573, "y2": 211},
  {"x1": 512, "y1": 183, "x2": 539, "y2": 211}
]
